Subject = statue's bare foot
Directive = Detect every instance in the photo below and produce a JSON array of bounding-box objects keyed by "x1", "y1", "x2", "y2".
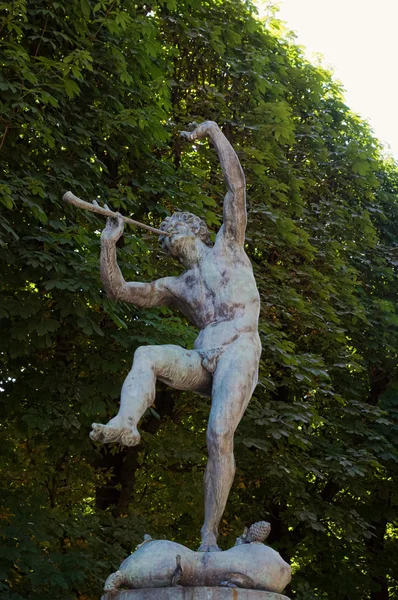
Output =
[
  {"x1": 198, "y1": 531, "x2": 221, "y2": 552},
  {"x1": 90, "y1": 416, "x2": 140, "y2": 447}
]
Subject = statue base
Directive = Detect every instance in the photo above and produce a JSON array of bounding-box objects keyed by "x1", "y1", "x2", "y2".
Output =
[
  {"x1": 101, "y1": 588, "x2": 290, "y2": 600},
  {"x1": 103, "y1": 537, "x2": 291, "y2": 595}
]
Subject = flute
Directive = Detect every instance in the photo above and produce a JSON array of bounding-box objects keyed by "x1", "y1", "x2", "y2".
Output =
[{"x1": 62, "y1": 191, "x2": 170, "y2": 237}]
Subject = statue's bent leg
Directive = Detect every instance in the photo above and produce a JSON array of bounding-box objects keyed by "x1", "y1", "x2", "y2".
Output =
[
  {"x1": 199, "y1": 337, "x2": 260, "y2": 552},
  {"x1": 90, "y1": 345, "x2": 211, "y2": 446}
]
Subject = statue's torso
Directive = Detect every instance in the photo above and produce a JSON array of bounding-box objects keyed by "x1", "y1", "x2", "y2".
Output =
[{"x1": 170, "y1": 235, "x2": 260, "y2": 350}]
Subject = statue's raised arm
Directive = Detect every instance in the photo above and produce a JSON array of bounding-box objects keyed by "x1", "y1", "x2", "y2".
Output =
[
  {"x1": 100, "y1": 213, "x2": 174, "y2": 308},
  {"x1": 181, "y1": 121, "x2": 246, "y2": 246}
]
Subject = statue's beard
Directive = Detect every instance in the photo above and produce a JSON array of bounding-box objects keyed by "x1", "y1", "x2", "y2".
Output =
[{"x1": 163, "y1": 233, "x2": 198, "y2": 265}]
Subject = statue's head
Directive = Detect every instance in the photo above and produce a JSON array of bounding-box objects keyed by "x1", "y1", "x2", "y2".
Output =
[{"x1": 159, "y1": 212, "x2": 212, "y2": 264}]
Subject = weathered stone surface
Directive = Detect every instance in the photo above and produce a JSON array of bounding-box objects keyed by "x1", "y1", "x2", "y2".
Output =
[
  {"x1": 103, "y1": 539, "x2": 291, "y2": 595},
  {"x1": 101, "y1": 588, "x2": 290, "y2": 600}
]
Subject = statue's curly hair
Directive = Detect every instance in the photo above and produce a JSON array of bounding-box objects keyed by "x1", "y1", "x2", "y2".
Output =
[{"x1": 159, "y1": 212, "x2": 212, "y2": 246}]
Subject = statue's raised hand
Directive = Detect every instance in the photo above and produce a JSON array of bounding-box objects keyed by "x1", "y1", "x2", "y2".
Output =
[
  {"x1": 180, "y1": 120, "x2": 219, "y2": 142},
  {"x1": 101, "y1": 212, "x2": 124, "y2": 243}
]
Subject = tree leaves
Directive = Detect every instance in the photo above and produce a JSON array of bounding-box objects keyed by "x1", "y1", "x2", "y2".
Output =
[{"x1": 0, "y1": 0, "x2": 397, "y2": 599}]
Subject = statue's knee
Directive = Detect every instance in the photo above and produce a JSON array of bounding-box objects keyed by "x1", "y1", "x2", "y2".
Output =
[
  {"x1": 133, "y1": 346, "x2": 167, "y2": 372},
  {"x1": 133, "y1": 345, "x2": 155, "y2": 366},
  {"x1": 206, "y1": 425, "x2": 234, "y2": 454}
]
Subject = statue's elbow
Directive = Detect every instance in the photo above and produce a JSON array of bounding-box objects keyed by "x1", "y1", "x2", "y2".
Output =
[
  {"x1": 105, "y1": 286, "x2": 118, "y2": 301},
  {"x1": 234, "y1": 182, "x2": 245, "y2": 195},
  {"x1": 206, "y1": 120, "x2": 218, "y2": 131}
]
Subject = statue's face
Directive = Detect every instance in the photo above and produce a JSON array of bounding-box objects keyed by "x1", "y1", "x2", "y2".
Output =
[{"x1": 160, "y1": 218, "x2": 199, "y2": 263}]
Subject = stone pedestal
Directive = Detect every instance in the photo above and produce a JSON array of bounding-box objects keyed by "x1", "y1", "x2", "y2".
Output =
[{"x1": 101, "y1": 589, "x2": 290, "y2": 600}]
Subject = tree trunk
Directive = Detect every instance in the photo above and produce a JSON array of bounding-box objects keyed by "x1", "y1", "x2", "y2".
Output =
[{"x1": 367, "y1": 518, "x2": 389, "y2": 600}]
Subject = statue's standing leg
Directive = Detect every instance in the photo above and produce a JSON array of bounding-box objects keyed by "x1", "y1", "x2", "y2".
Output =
[
  {"x1": 199, "y1": 337, "x2": 260, "y2": 552},
  {"x1": 90, "y1": 345, "x2": 211, "y2": 446}
]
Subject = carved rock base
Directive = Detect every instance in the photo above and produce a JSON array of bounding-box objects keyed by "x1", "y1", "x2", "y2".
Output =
[
  {"x1": 101, "y1": 588, "x2": 290, "y2": 600},
  {"x1": 103, "y1": 539, "x2": 291, "y2": 594}
]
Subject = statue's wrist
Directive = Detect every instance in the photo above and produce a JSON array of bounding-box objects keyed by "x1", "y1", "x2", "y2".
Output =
[
  {"x1": 191, "y1": 121, "x2": 219, "y2": 140},
  {"x1": 101, "y1": 237, "x2": 117, "y2": 248},
  {"x1": 204, "y1": 121, "x2": 218, "y2": 135}
]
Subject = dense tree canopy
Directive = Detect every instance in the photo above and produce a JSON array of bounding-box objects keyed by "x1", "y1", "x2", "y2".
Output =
[{"x1": 1, "y1": 1, "x2": 397, "y2": 599}]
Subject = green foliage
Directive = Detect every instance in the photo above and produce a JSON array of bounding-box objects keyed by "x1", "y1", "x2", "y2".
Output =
[{"x1": 1, "y1": 1, "x2": 397, "y2": 599}]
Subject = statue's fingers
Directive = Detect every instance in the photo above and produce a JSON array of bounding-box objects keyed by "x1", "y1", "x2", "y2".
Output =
[
  {"x1": 104, "y1": 203, "x2": 111, "y2": 211},
  {"x1": 180, "y1": 130, "x2": 193, "y2": 141},
  {"x1": 92, "y1": 200, "x2": 100, "y2": 207},
  {"x1": 115, "y1": 212, "x2": 124, "y2": 228}
]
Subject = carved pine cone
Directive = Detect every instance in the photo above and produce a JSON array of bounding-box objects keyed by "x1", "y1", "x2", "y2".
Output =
[{"x1": 246, "y1": 521, "x2": 271, "y2": 543}]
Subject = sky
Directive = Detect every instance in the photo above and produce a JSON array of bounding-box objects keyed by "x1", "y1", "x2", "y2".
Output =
[{"x1": 257, "y1": 0, "x2": 398, "y2": 158}]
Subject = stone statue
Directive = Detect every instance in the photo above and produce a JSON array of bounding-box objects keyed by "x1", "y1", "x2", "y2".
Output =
[{"x1": 90, "y1": 121, "x2": 261, "y2": 553}]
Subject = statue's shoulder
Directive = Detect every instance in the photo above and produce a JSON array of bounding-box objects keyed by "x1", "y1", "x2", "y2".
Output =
[{"x1": 215, "y1": 225, "x2": 246, "y2": 256}]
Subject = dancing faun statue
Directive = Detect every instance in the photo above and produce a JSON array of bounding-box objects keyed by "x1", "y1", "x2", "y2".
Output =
[{"x1": 90, "y1": 121, "x2": 261, "y2": 553}]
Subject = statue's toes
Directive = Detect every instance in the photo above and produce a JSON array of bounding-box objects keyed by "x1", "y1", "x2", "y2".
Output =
[
  {"x1": 90, "y1": 423, "x2": 122, "y2": 444},
  {"x1": 90, "y1": 423, "x2": 140, "y2": 447},
  {"x1": 120, "y1": 428, "x2": 141, "y2": 447},
  {"x1": 180, "y1": 130, "x2": 193, "y2": 141},
  {"x1": 90, "y1": 423, "x2": 105, "y2": 442}
]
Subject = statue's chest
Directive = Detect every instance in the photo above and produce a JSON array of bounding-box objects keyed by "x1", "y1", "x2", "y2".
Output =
[
  {"x1": 182, "y1": 255, "x2": 232, "y2": 308},
  {"x1": 200, "y1": 255, "x2": 230, "y2": 291}
]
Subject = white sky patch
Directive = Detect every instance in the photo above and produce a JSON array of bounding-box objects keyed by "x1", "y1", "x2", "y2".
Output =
[{"x1": 257, "y1": 0, "x2": 398, "y2": 159}]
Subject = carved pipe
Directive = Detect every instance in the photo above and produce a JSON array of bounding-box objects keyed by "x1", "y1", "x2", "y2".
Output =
[{"x1": 63, "y1": 191, "x2": 170, "y2": 236}]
